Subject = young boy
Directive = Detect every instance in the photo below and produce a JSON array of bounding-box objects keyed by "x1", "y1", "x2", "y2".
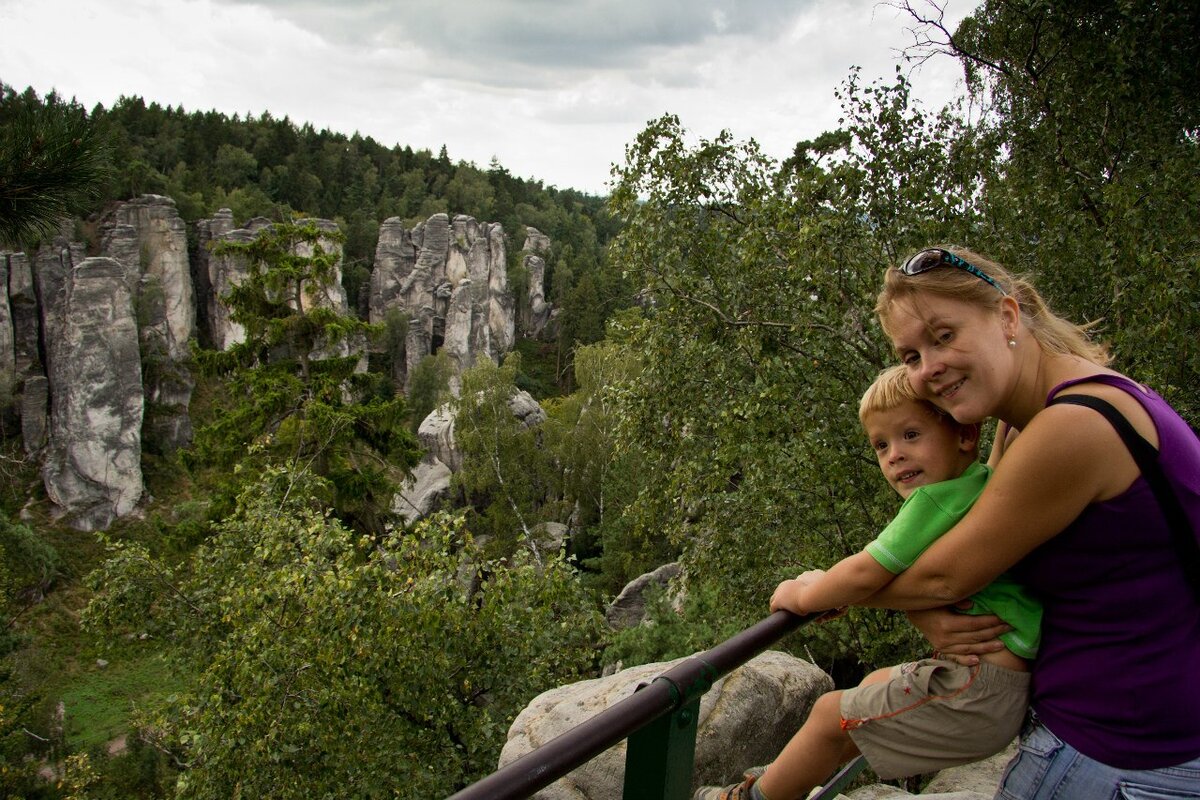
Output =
[{"x1": 696, "y1": 366, "x2": 1041, "y2": 800}]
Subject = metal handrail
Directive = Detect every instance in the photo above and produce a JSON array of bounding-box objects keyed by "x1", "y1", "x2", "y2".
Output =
[{"x1": 448, "y1": 609, "x2": 838, "y2": 800}]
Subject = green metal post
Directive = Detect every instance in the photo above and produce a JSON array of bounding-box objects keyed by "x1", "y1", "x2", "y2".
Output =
[{"x1": 621, "y1": 694, "x2": 701, "y2": 800}]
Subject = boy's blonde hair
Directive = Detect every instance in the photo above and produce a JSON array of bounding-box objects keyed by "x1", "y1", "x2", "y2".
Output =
[
  {"x1": 875, "y1": 247, "x2": 1111, "y2": 365},
  {"x1": 858, "y1": 365, "x2": 944, "y2": 428}
]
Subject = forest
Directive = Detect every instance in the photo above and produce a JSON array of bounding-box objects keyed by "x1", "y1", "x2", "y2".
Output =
[{"x1": 0, "y1": 0, "x2": 1197, "y2": 797}]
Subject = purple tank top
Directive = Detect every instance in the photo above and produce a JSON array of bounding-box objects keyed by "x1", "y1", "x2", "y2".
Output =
[{"x1": 1011, "y1": 375, "x2": 1200, "y2": 768}]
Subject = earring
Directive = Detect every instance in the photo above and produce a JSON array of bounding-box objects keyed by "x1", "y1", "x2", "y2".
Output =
[{"x1": 1008, "y1": 338, "x2": 1017, "y2": 349}]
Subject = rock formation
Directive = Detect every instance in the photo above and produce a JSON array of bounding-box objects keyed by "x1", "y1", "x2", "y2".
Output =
[
  {"x1": 200, "y1": 213, "x2": 360, "y2": 366},
  {"x1": 99, "y1": 195, "x2": 195, "y2": 361},
  {"x1": 7, "y1": 251, "x2": 39, "y2": 382},
  {"x1": 519, "y1": 227, "x2": 556, "y2": 338},
  {"x1": 499, "y1": 648, "x2": 1018, "y2": 800},
  {"x1": 369, "y1": 213, "x2": 530, "y2": 392},
  {"x1": 26, "y1": 240, "x2": 84, "y2": 456},
  {"x1": 42, "y1": 257, "x2": 144, "y2": 531},
  {"x1": 193, "y1": 208, "x2": 237, "y2": 349},
  {"x1": 499, "y1": 651, "x2": 832, "y2": 799},
  {"x1": 99, "y1": 195, "x2": 196, "y2": 452},
  {"x1": 0, "y1": 256, "x2": 16, "y2": 417}
]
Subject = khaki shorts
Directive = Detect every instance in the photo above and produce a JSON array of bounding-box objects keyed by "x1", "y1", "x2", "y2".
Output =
[{"x1": 839, "y1": 659, "x2": 1030, "y2": 780}]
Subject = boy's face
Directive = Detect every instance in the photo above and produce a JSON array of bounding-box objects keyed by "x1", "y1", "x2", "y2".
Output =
[{"x1": 864, "y1": 402, "x2": 977, "y2": 500}]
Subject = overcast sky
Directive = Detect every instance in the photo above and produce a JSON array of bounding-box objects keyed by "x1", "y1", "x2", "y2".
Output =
[{"x1": 0, "y1": 0, "x2": 981, "y2": 196}]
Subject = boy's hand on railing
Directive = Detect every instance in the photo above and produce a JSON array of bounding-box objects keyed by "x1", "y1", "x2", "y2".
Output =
[{"x1": 769, "y1": 570, "x2": 827, "y2": 616}]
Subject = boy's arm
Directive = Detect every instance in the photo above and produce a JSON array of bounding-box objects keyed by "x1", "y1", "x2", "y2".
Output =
[{"x1": 770, "y1": 551, "x2": 895, "y2": 616}]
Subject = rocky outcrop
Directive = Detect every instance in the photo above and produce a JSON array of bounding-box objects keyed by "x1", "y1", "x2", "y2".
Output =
[
  {"x1": 99, "y1": 195, "x2": 196, "y2": 452},
  {"x1": 20, "y1": 375, "x2": 48, "y2": 454},
  {"x1": 836, "y1": 743, "x2": 1016, "y2": 799},
  {"x1": 27, "y1": 240, "x2": 84, "y2": 455},
  {"x1": 519, "y1": 227, "x2": 555, "y2": 338},
  {"x1": 500, "y1": 648, "x2": 1017, "y2": 800},
  {"x1": 42, "y1": 258, "x2": 144, "y2": 531},
  {"x1": 7, "y1": 251, "x2": 39, "y2": 380},
  {"x1": 200, "y1": 214, "x2": 360, "y2": 368},
  {"x1": 500, "y1": 651, "x2": 832, "y2": 799},
  {"x1": 393, "y1": 460, "x2": 454, "y2": 525},
  {"x1": 368, "y1": 213, "x2": 516, "y2": 392}
]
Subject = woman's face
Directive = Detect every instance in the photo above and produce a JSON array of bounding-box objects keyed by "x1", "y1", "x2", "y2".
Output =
[{"x1": 886, "y1": 293, "x2": 1015, "y2": 424}]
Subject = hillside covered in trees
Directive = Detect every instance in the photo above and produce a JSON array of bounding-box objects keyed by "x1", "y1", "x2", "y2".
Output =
[{"x1": 0, "y1": 0, "x2": 1197, "y2": 796}]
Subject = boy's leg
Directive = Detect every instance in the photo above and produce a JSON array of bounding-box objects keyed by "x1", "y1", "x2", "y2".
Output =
[
  {"x1": 755, "y1": 689, "x2": 860, "y2": 800},
  {"x1": 755, "y1": 669, "x2": 891, "y2": 800}
]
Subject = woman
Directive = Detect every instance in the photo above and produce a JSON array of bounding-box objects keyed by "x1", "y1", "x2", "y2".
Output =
[{"x1": 868, "y1": 247, "x2": 1200, "y2": 799}]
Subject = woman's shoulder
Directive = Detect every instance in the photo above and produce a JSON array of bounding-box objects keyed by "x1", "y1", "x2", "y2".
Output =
[{"x1": 1051, "y1": 371, "x2": 1152, "y2": 407}]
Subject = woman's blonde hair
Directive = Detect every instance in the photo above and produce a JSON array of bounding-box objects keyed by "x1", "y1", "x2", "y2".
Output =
[{"x1": 875, "y1": 247, "x2": 1111, "y2": 365}]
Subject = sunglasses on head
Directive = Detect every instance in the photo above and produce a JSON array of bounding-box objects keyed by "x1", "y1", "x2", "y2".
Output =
[{"x1": 898, "y1": 248, "x2": 1007, "y2": 295}]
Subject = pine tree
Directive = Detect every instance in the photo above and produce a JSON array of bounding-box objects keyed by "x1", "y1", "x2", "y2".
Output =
[{"x1": 0, "y1": 85, "x2": 110, "y2": 246}]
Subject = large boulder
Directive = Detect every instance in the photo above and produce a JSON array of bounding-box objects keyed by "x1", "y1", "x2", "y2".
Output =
[
  {"x1": 416, "y1": 402, "x2": 460, "y2": 472},
  {"x1": 499, "y1": 651, "x2": 832, "y2": 799},
  {"x1": 393, "y1": 458, "x2": 453, "y2": 525},
  {"x1": 42, "y1": 257, "x2": 144, "y2": 531}
]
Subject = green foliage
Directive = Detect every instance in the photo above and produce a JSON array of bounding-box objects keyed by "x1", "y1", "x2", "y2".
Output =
[
  {"x1": 0, "y1": 512, "x2": 62, "y2": 611},
  {"x1": 451, "y1": 356, "x2": 560, "y2": 554},
  {"x1": 542, "y1": 327, "x2": 674, "y2": 595},
  {"x1": 0, "y1": 84, "x2": 111, "y2": 247},
  {"x1": 604, "y1": 582, "x2": 747, "y2": 668},
  {"x1": 82, "y1": 467, "x2": 603, "y2": 798},
  {"x1": 604, "y1": 91, "x2": 976, "y2": 669},
  {"x1": 405, "y1": 350, "x2": 454, "y2": 432}
]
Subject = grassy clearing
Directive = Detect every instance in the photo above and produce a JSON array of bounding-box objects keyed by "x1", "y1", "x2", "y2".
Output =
[{"x1": 58, "y1": 648, "x2": 184, "y2": 751}]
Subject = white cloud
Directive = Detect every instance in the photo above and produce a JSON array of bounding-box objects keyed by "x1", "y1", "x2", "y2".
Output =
[{"x1": 0, "y1": 0, "x2": 980, "y2": 195}]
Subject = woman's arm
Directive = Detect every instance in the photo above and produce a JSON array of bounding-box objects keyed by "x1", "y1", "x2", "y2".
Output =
[
  {"x1": 770, "y1": 551, "x2": 894, "y2": 615},
  {"x1": 861, "y1": 403, "x2": 1132, "y2": 609}
]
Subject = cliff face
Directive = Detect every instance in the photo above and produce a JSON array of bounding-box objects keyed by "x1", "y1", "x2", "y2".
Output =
[{"x1": 0, "y1": 201, "x2": 551, "y2": 530}]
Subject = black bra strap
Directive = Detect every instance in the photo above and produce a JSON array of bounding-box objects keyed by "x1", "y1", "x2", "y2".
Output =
[{"x1": 1048, "y1": 393, "x2": 1200, "y2": 603}]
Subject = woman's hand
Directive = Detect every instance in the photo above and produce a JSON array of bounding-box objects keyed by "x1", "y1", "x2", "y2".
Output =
[{"x1": 907, "y1": 601, "x2": 1010, "y2": 666}]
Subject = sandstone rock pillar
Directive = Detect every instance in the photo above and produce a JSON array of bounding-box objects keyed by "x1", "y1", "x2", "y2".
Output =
[{"x1": 42, "y1": 257, "x2": 144, "y2": 531}]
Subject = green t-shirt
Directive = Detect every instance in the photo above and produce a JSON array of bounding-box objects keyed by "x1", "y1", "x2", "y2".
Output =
[{"x1": 865, "y1": 461, "x2": 1042, "y2": 659}]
